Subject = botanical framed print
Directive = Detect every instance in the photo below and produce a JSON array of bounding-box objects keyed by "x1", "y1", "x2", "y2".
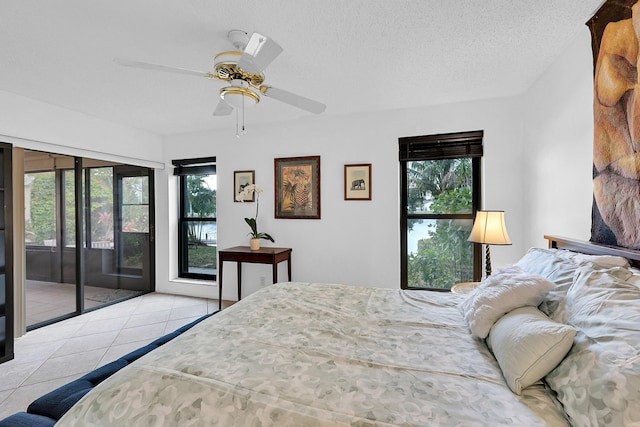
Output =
[
  {"x1": 234, "y1": 170, "x2": 255, "y2": 202},
  {"x1": 344, "y1": 163, "x2": 372, "y2": 200},
  {"x1": 274, "y1": 156, "x2": 321, "y2": 219}
]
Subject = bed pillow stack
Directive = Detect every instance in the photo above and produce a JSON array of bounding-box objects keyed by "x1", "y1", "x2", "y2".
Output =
[
  {"x1": 459, "y1": 264, "x2": 576, "y2": 395},
  {"x1": 459, "y1": 265, "x2": 554, "y2": 339}
]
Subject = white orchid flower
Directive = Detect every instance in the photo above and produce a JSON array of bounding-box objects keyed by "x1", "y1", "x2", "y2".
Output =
[
  {"x1": 236, "y1": 184, "x2": 265, "y2": 202},
  {"x1": 236, "y1": 183, "x2": 274, "y2": 242}
]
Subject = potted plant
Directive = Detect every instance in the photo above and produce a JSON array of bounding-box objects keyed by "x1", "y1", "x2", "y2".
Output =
[{"x1": 235, "y1": 184, "x2": 274, "y2": 250}]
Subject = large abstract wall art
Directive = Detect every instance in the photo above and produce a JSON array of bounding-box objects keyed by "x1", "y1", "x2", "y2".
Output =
[{"x1": 588, "y1": 0, "x2": 640, "y2": 249}]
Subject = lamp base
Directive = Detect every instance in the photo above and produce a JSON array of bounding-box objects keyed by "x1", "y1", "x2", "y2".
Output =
[{"x1": 485, "y1": 245, "x2": 492, "y2": 277}]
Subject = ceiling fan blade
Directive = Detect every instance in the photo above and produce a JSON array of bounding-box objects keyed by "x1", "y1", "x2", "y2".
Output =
[
  {"x1": 261, "y1": 86, "x2": 326, "y2": 114},
  {"x1": 213, "y1": 99, "x2": 234, "y2": 116},
  {"x1": 238, "y1": 33, "x2": 283, "y2": 75},
  {"x1": 114, "y1": 57, "x2": 212, "y2": 78}
]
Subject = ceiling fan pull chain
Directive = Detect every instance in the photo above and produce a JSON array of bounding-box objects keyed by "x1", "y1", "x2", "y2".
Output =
[
  {"x1": 235, "y1": 107, "x2": 240, "y2": 139},
  {"x1": 242, "y1": 92, "x2": 247, "y2": 135}
]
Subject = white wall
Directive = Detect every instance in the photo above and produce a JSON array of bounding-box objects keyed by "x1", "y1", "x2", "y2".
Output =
[
  {"x1": 0, "y1": 90, "x2": 163, "y2": 167},
  {"x1": 522, "y1": 27, "x2": 595, "y2": 248},
  {"x1": 158, "y1": 26, "x2": 598, "y2": 302},
  {"x1": 158, "y1": 96, "x2": 526, "y2": 300},
  {"x1": 0, "y1": 26, "x2": 597, "y2": 304}
]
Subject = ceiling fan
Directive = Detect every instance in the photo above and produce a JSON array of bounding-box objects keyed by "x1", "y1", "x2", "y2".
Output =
[{"x1": 114, "y1": 30, "x2": 326, "y2": 118}]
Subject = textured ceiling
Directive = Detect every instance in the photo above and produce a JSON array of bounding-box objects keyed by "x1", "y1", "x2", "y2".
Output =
[{"x1": 0, "y1": 0, "x2": 604, "y2": 136}]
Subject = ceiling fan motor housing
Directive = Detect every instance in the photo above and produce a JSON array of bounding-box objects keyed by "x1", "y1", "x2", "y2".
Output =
[{"x1": 213, "y1": 51, "x2": 264, "y2": 86}]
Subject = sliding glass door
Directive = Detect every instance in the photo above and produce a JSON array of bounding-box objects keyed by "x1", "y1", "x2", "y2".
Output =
[
  {"x1": 113, "y1": 166, "x2": 154, "y2": 289},
  {"x1": 25, "y1": 152, "x2": 155, "y2": 329}
]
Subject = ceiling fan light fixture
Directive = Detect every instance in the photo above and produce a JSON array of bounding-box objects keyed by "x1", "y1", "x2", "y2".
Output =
[{"x1": 220, "y1": 86, "x2": 260, "y2": 108}]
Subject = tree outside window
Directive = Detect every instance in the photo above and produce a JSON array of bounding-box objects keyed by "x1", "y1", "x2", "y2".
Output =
[
  {"x1": 406, "y1": 159, "x2": 474, "y2": 289},
  {"x1": 25, "y1": 171, "x2": 56, "y2": 246}
]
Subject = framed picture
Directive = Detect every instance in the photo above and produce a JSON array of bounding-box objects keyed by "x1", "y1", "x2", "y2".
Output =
[
  {"x1": 234, "y1": 170, "x2": 255, "y2": 202},
  {"x1": 344, "y1": 163, "x2": 372, "y2": 200},
  {"x1": 274, "y1": 156, "x2": 321, "y2": 219}
]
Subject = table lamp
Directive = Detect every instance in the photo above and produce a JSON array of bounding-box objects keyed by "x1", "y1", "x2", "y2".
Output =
[{"x1": 468, "y1": 210, "x2": 511, "y2": 277}]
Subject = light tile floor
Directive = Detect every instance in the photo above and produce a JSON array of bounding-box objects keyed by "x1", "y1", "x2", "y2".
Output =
[
  {"x1": 0, "y1": 292, "x2": 227, "y2": 420},
  {"x1": 26, "y1": 280, "x2": 143, "y2": 326}
]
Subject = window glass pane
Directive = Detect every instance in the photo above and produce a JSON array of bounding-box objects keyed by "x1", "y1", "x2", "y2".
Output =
[
  {"x1": 185, "y1": 175, "x2": 217, "y2": 218},
  {"x1": 187, "y1": 220, "x2": 217, "y2": 246},
  {"x1": 90, "y1": 168, "x2": 114, "y2": 248},
  {"x1": 64, "y1": 170, "x2": 76, "y2": 247},
  {"x1": 122, "y1": 176, "x2": 149, "y2": 233},
  {"x1": 407, "y1": 159, "x2": 473, "y2": 214},
  {"x1": 122, "y1": 205, "x2": 149, "y2": 233},
  {"x1": 407, "y1": 218, "x2": 474, "y2": 289},
  {"x1": 183, "y1": 220, "x2": 217, "y2": 275},
  {"x1": 0, "y1": 232, "x2": 5, "y2": 270},
  {"x1": 0, "y1": 152, "x2": 4, "y2": 188},
  {"x1": 121, "y1": 233, "x2": 145, "y2": 269},
  {"x1": 0, "y1": 192, "x2": 5, "y2": 230},
  {"x1": 122, "y1": 176, "x2": 148, "y2": 205},
  {"x1": 25, "y1": 171, "x2": 56, "y2": 246},
  {"x1": 0, "y1": 275, "x2": 5, "y2": 308}
]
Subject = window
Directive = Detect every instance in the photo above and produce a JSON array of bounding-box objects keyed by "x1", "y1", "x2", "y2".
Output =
[
  {"x1": 25, "y1": 171, "x2": 57, "y2": 246},
  {"x1": 173, "y1": 157, "x2": 217, "y2": 280},
  {"x1": 88, "y1": 167, "x2": 114, "y2": 249},
  {"x1": 118, "y1": 174, "x2": 150, "y2": 271},
  {"x1": 63, "y1": 169, "x2": 76, "y2": 248},
  {"x1": 399, "y1": 131, "x2": 483, "y2": 290}
]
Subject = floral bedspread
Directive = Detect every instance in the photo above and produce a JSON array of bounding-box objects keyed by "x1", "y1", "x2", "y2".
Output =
[{"x1": 58, "y1": 283, "x2": 569, "y2": 426}]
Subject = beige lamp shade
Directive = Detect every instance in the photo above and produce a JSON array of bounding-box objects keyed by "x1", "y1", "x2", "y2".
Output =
[
  {"x1": 468, "y1": 210, "x2": 511, "y2": 245},
  {"x1": 468, "y1": 210, "x2": 511, "y2": 277}
]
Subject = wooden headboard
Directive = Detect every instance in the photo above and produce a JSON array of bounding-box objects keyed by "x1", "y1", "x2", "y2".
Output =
[{"x1": 545, "y1": 235, "x2": 640, "y2": 268}]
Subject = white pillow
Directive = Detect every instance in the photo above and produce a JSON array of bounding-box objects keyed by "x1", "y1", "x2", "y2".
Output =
[
  {"x1": 546, "y1": 266, "x2": 640, "y2": 427},
  {"x1": 551, "y1": 249, "x2": 630, "y2": 268},
  {"x1": 515, "y1": 247, "x2": 582, "y2": 321},
  {"x1": 459, "y1": 265, "x2": 554, "y2": 339},
  {"x1": 486, "y1": 306, "x2": 576, "y2": 395}
]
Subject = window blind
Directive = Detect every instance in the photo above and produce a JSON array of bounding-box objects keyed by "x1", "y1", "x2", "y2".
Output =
[
  {"x1": 399, "y1": 130, "x2": 483, "y2": 161},
  {"x1": 172, "y1": 157, "x2": 216, "y2": 176}
]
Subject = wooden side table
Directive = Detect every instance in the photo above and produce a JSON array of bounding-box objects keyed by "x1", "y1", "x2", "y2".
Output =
[
  {"x1": 218, "y1": 246, "x2": 292, "y2": 310},
  {"x1": 451, "y1": 282, "x2": 480, "y2": 295}
]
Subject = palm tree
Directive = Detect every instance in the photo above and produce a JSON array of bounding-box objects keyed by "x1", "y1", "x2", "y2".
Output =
[
  {"x1": 407, "y1": 159, "x2": 471, "y2": 213},
  {"x1": 186, "y1": 175, "x2": 216, "y2": 244}
]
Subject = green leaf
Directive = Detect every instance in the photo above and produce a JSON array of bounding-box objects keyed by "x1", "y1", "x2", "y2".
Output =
[
  {"x1": 244, "y1": 217, "x2": 258, "y2": 235},
  {"x1": 243, "y1": 217, "x2": 274, "y2": 241},
  {"x1": 259, "y1": 233, "x2": 275, "y2": 243}
]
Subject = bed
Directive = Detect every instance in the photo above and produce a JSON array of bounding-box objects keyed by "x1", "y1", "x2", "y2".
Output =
[{"x1": 23, "y1": 236, "x2": 640, "y2": 425}]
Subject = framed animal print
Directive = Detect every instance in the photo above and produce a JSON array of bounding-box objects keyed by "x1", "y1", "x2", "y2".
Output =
[
  {"x1": 344, "y1": 163, "x2": 372, "y2": 200},
  {"x1": 274, "y1": 156, "x2": 320, "y2": 219}
]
